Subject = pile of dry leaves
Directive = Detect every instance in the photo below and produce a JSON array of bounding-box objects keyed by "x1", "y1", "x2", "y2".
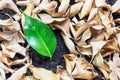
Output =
[{"x1": 0, "y1": 0, "x2": 120, "y2": 80}]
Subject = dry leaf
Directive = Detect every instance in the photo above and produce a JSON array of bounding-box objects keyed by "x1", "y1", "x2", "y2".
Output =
[
  {"x1": 38, "y1": 14, "x2": 66, "y2": 24},
  {"x1": 72, "y1": 20, "x2": 90, "y2": 39},
  {"x1": 6, "y1": 43, "x2": 26, "y2": 56},
  {"x1": 93, "y1": 53, "x2": 111, "y2": 79},
  {"x1": 90, "y1": 41, "x2": 106, "y2": 60},
  {"x1": 0, "y1": 67, "x2": 6, "y2": 80},
  {"x1": 72, "y1": 57, "x2": 98, "y2": 79},
  {"x1": 21, "y1": 3, "x2": 34, "y2": 28},
  {"x1": 88, "y1": 8, "x2": 98, "y2": 21},
  {"x1": 63, "y1": 54, "x2": 78, "y2": 73},
  {"x1": 23, "y1": 76, "x2": 39, "y2": 80},
  {"x1": 79, "y1": 0, "x2": 93, "y2": 19},
  {"x1": 0, "y1": 0, "x2": 21, "y2": 15},
  {"x1": 77, "y1": 45, "x2": 92, "y2": 55},
  {"x1": 108, "y1": 53, "x2": 120, "y2": 80},
  {"x1": 111, "y1": 0, "x2": 120, "y2": 13},
  {"x1": 69, "y1": 2, "x2": 83, "y2": 18},
  {"x1": 61, "y1": 33, "x2": 78, "y2": 54},
  {"x1": 29, "y1": 66, "x2": 60, "y2": 80},
  {"x1": 56, "y1": 66, "x2": 74, "y2": 80},
  {"x1": 77, "y1": 28, "x2": 91, "y2": 46},
  {"x1": 8, "y1": 63, "x2": 30, "y2": 80}
]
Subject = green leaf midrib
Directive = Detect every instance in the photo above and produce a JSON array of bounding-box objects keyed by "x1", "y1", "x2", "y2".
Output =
[{"x1": 30, "y1": 22, "x2": 51, "y2": 57}]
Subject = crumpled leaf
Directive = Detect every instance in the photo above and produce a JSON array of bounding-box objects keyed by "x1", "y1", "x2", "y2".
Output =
[
  {"x1": 90, "y1": 41, "x2": 106, "y2": 60},
  {"x1": 56, "y1": 66, "x2": 74, "y2": 80},
  {"x1": 71, "y1": 20, "x2": 90, "y2": 40},
  {"x1": 69, "y1": 2, "x2": 83, "y2": 18},
  {"x1": 93, "y1": 53, "x2": 111, "y2": 79},
  {"x1": 23, "y1": 76, "x2": 39, "y2": 80},
  {"x1": 0, "y1": 67, "x2": 6, "y2": 80},
  {"x1": 53, "y1": 19, "x2": 71, "y2": 37},
  {"x1": 79, "y1": 0, "x2": 93, "y2": 19},
  {"x1": 61, "y1": 33, "x2": 78, "y2": 54},
  {"x1": 29, "y1": 66, "x2": 60, "y2": 80},
  {"x1": 77, "y1": 45, "x2": 92, "y2": 55},
  {"x1": 88, "y1": 8, "x2": 98, "y2": 21},
  {"x1": 63, "y1": 54, "x2": 77, "y2": 73},
  {"x1": 38, "y1": 13, "x2": 66, "y2": 24},
  {"x1": 108, "y1": 53, "x2": 120, "y2": 80},
  {"x1": 7, "y1": 63, "x2": 30, "y2": 80},
  {"x1": 16, "y1": 0, "x2": 40, "y2": 6},
  {"x1": 21, "y1": 3, "x2": 34, "y2": 28},
  {"x1": 0, "y1": 62, "x2": 14, "y2": 73},
  {"x1": 0, "y1": 0, "x2": 21, "y2": 15},
  {"x1": 72, "y1": 56, "x2": 98, "y2": 79},
  {"x1": 111, "y1": 0, "x2": 120, "y2": 13}
]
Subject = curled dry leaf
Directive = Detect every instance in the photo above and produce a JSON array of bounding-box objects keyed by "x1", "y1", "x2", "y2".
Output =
[
  {"x1": 77, "y1": 28, "x2": 91, "y2": 46},
  {"x1": 21, "y1": 3, "x2": 34, "y2": 28},
  {"x1": 63, "y1": 54, "x2": 78, "y2": 73},
  {"x1": 0, "y1": 0, "x2": 21, "y2": 15},
  {"x1": 0, "y1": 67, "x2": 6, "y2": 80},
  {"x1": 79, "y1": 0, "x2": 93, "y2": 19},
  {"x1": 0, "y1": 62, "x2": 14, "y2": 73},
  {"x1": 7, "y1": 63, "x2": 30, "y2": 80},
  {"x1": 111, "y1": 0, "x2": 120, "y2": 13},
  {"x1": 61, "y1": 33, "x2": 78, "y2": 54},
  {"x1": 88, "y1": 8, "x2": 98, "y2": 21},
  {"x1": 71, "y1": 20, "x2": 90, "y2": 40},
  {"x1": 64, "y1": 54, "x2": 98, "y2": 79},
  {"x1": 56, "y1": 66, "x2": 74, "y2": 80},
  {"x1": 77, "y1": 45, "x2": 92, "y2": 55},
  {"x1": 38, "y1": 14, "x2": 66, "y2": 24},
  {"x1": 53, "y1": 19, "x2": 71, "y2": 37},
  {"x1": 29, "y1": 66, "x2": 60, "y2": 80},
  {"x1": 0, "y1": 18, "x2": 13, "y2": 26},
  {"x1": 16, "y1": 0, "x2": 40, "y2": 6},
  {"x1": 108, "y1": 53, "x2": 120, "y2": 80},
  {"x1": 23, "y1": 76, "x2": 39, "y2": 80},
  {"x1": 69, "y1": 2, "x2": 83, "y2": 18},
  {"x1": 93, "y1": 53, "x2": 111, "y2": 79},
  {"x1": 90, "y1": 41, "x2": 106, "y2": 60},
  {"x1": 72, "y1": 57, "x2": 98, "y2": 79},
  {"x1": 6, "y1": 43, "x2": 26, "y2": 56}
]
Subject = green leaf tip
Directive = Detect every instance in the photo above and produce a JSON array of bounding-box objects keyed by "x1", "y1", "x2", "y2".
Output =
[{"x1": 23, "y1": 14, "x2": 57, "y2": 57}]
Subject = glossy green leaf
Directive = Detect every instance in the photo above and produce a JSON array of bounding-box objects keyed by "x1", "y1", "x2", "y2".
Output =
[{"x1": 23, "y1": 13, "x2": 57, "y2": 57}]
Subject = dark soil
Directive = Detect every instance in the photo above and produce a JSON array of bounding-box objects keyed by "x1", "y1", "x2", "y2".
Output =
[{"x1": 0, "y1": 0, "x2": 119, "y2": 80}]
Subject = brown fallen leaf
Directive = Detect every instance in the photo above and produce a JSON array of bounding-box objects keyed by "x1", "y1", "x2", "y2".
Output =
[
  {"x1": 90, "y1": 41, "x2": 106, "y2": 60},
  {"x1": 7, "y1": 63, "x2": 30, "y2": 80},
  {"x1": 21, "y1": 3, "x2": 34, "y2": 28},
  {"x1": 111, "y1": 0, "x2": 120, "y2": 13},
  {"x1": 0, "y1": 67, "x2": 6, "y2": 80},
  {"x1": 77, "y1": 45, "x2": 92, "y2": 55},
  {"x1": 72, "y1": 57, "x2": 98, "y2": 79},
  {"x1": 71, "y1": 20, "x2": 90, "y2": 40},
  {"x1": 23, "y1": 76, "x2": 39, "y2": 80},
  {"x1": 56, "y1": 66, "x2": 74, "y2": 80},
  {"x1": 29, "y1": 66, "x2": 60, "y2": 80},
  {"x1": 0, "y1": 0, "x2": 21, "y2": 15},
  {"x1": 108, "y1": 53, "x2": 120, "y2": 80},
  {"x1": 93, "y1": 53, "x2": 111, "y2": 79},
  {"x1": 79, "y1": 0, "x2": 93, "y2": 19},
  {"x1": 16, "y1": 0, "x2": 40, "y2": 6},
  {"x1": 38, "y1": 13, "x2": 66, "y2": 24},
  {"x1": 61, "y1": 33, "x2": 78, "y2": 54},
  {"x1": 69, "y1": 2, "x2": 83, "y2": 18},
  {"x1": 63, "y1": 54, "x2": 78, "y2": 73}
]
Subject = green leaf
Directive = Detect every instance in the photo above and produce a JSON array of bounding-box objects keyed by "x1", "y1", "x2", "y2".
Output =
[{"x1": 23, "y1": 13, "x2": 57, "y2": 57}]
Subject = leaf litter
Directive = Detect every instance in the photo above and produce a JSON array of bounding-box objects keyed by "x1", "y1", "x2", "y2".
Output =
[{"x1": 0, "y1": 0, "x2": 120, "y2": 80}]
